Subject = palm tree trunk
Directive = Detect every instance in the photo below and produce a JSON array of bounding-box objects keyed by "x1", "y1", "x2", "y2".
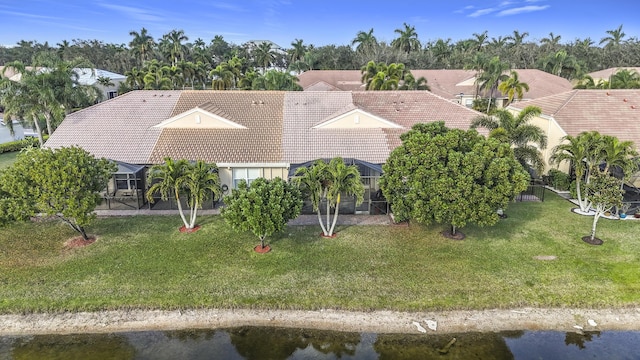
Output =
[
  {"x1": 591, "y1": 210, "x2": 600, "y2": 241},
  {"x1": 174, "y1": 189, "x2": 190, "y2": 228},
  {"x1": 31, "y1": 114, "x2": 44, "y2": 146},
  {"x1": 328, "y1": 198, "x2": 341, "y2": 236},
  {"x1": 316, "y1": 208, "x2": 329, "y2": 236},
  {"x1": 189, "y1": 201, "x2": 198, "y2": 228}
]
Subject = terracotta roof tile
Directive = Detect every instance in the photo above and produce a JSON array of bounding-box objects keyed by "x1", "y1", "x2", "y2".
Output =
[
  {"x1": 45, "y1": 90, "x2": 180, "y2": 164},
  {"x1": 512, "y1": 89, "x2": 640, "y2": 149}
]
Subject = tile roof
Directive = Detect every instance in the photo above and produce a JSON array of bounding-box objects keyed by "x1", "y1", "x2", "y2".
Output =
[
  {"x1": 588, "y1": 67, "x2": 640, "y2": 81},
  {"x1": 297, "y1": 69, "x2": 573, "y2": 100},
  {"x1": 48, "y1": 90, "x2": 484, "y2": 166},
  {"x1": 45, "y1": 91, "x2": 181, "y2": 164},
  {"x1": 511, "y1": 89, "x2": 640, "y2": 149},
  {"x1": 283, "y1": 91, "x2": 484, "y2": 164}
]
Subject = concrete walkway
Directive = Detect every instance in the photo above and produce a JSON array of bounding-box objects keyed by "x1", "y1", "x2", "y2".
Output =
[{"x1": 94, "y1": 209, "x2": 392, "y2": 226}]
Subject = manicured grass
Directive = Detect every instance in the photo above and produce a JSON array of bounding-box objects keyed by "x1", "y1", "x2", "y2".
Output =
[
  {"x1": 0, "y1": 151, "x2": 18, "y2": 169},
  {"x1": 0, "y1": 190, "x2": 638, "y2": 313}
]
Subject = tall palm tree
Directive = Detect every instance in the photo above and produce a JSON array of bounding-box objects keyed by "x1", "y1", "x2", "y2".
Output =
[
  {"x1": 597, "y1": 135, "x2": 638, "y2": 178},
  {"x1": 125, "y1": 67, "x2": 145, "y2": 90},
  {"x1": 429, "y1": 38, "x2": 453, "y2": 68},
  {"x1": 497, "y1": 70, "x2": 530, "y2": 105},
  {"x1": 550, "y1": 131, "x2": 603, "y2": 213},
  {"x1": 176, "y1": 160, "x2": 221, "y2": 229},
  {"x1": 162, "y1": 29, "x2": 188, "y2": 66},
  {"x1": 288, "y1": 38, "x2": 307, "y2": 64},
  {"x1": 391, "y1": 23, "x2": 421, "y2": 54},
  {"x1": 542, "y1": 50, "x2": 581, "y2": 79},
  {"x1": 599, "y1": 24, "x2": 626, "y2": 48},
  {"x1": 471, "y1": 106, "x2": 547, "y2": 174},
  {"x1": 253, "y1": 42, "x2": 276, "y2": 73},
  {"x1": 128, "y1": 27, "x2": 155, "y2": 66},
  {"x1": 210, "y1": 63, "x2": 235, "y2": 90},
  {"x1": 351, "y1": 28, "x2": 378, "y2": 54},
  {"x1": 471, "y1": 31, "x2": 488, "y2": 52},
  {"x1": 476, "y1": 56, "x2": 510, "y2": 113},
  {"x1": 540, "y1": 32, "x2": 562, "y2": 52}
]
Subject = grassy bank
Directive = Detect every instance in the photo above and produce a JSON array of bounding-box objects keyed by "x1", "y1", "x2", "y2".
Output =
[
  {"x1": 0, "y1": 151, "x2": 18, "y2": 169},
  {"x1": 0, "y1": 190, "x2": 638, "y2": 313}
]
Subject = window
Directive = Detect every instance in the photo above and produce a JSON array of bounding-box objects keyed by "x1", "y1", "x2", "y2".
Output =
[
  {"x1": 233, "y1": 168, "x2": 260, "y2": 188},
  {"x1": 108, "y1": 91, "x2": 117, "y2": 99},
  {"x1": 115, "y1": 174, "x2": 136, "y2": 190}
]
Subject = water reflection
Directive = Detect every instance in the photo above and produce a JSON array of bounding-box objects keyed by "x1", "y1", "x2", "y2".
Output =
[{"x1": 2, "y1": 327, "x2": 639, "y2": 360}]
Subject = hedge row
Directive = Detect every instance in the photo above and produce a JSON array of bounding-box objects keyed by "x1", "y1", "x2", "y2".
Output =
[{"x1": 0, "y1": 136, "x2": 46, "y2": 154}]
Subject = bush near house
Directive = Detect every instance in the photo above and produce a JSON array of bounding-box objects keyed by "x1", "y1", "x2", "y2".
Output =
[
  {"x1": 547, "y1": 169, "x2": 571, "y2": 191},
  {"x1": 0, "y1": 136, "x2": 44, "y2": 154}
]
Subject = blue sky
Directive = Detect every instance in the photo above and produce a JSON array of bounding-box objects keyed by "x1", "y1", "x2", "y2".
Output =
[{"x1": 1, "y1": 0, "x2": 637, "y2": 48}]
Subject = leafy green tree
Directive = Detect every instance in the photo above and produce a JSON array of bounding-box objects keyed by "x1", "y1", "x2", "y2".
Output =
[
  {"x1": 471, "y1": 106, "x2": 547, "y2": 174},
  {"x1": 610, "y1": 69, "x2": 640, "y2": 89},
  {"x1": 583, "y1": 172, "x2": 623, "y2": 244},
  {"x1": 0, "y1": 147, "x2": 116, "y2": 240},
  {"x1": 293, "y1": 158, "x2": 364, "y2": 237},
  {"x1": 380, "y1": 122, "x2": 529, "y2": 238},
  {"x1": 221, "y1": 177, "x2": 302, "y2": 251},
  {"x1": 146, "y1": 158, "x2": 221, "y2": 230}
]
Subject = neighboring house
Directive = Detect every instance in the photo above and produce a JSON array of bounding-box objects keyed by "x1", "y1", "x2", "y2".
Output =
[
  {"x1": 297, "y1": 69, "x2": 574, "y2": 108},
  {"x1": 587, "y1": 67, "x2": 640, "y2": 84},
  {"x1": 75, "y1": 68, "x2": 126, "y2": 101},
  {"x1": 44, "y1": 90, "x2": 484, "y2": 212},
  {"x1": 508, "y1": 89, "x2": 640, "y2": 185},
  {"x1": 0, "y1": 66, "x2": 124, "y2": 101}
]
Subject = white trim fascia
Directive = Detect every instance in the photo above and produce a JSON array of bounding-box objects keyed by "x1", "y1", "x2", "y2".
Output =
[
  {"x1": 153, "y1": 108, "x2": 246, "y2": 129},
  {"x1": 312, "y1": 108, "x2": 403, "y2": 129}
]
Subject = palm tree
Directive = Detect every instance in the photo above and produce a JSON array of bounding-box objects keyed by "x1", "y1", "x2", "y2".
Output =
[
  {"x1": 293, "y1": 159, "x2": 330, "y2": 235},
  {"x1": 476, "y1": 56, "x2": 510, "y2": 113},
  {"x1": 351, "y1": 28, "x2": 378, "y2": 54},
  {"x1": 429, "y1": 38, "x2": 453, "y2": 68},
  {"x1": 599, "y1": 24, "x2": 626, "y2": 48},
  {"x1": 0, "y1": 69, "x2": 46, "y2": 145},
  {"x1": 610, "y1": 69, "x2": 640, "y2": 89},
  {"x1": 253, "y1": 42, "x2": 276, "y2": 73},
  {"x1": 176, "y1": 160, "x2": 221, "y2": 229},
  {"x1": 210, "y1": 63, "x2": 234, "y2": 90},
  {"x1": 146, "y1": 158, "x2": 191, "y2": 227},
  {"x1": 293, "y1": 158, "x2": 364, "y2": 237},
  {"x1": 400, "y1": 72, "x2": 430, "y2": 90},
  {"x1": 391, "y1": 23, "x2": 421, "y2": 54},
  {"x1": 125, "y1": 67, "x2": 145, "y2": 90},
  {"x1": 96, "y1": 76, "x2": 114, "y2": 87},
  {"x1": 550, "y1": 131, "x2": 603, "y2": 213},
  {"x1": 497, "y1": 70, "x2": 529, "y2": 105},
  {"x1": 540, "y1": 32, "x2": 562, "y2": 52},
  {"x1": 471, "y1": 31, "x2": 488, "y2": 52},
  {"x1": 128, "y1": 27, "x2": 155, "y2": 66},
  {"x1": 542, "y1": 50, "x2": 581, "y2": 79},
  {"x1": 288, "y1": 39, "x2": 307, "y2": 64},
  {"x1": 597, "y1": 135, "x2": 638, "y2": 178},
  {"x1": 471, "y1": 106, "x2": 547, "y2": 174},
  {"x1": 162, "y1": 29, "x2": 188, "y2": 66}
]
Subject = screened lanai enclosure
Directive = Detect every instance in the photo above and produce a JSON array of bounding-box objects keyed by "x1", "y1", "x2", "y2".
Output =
[
  {"x1": 288, "y1": 158, "x2": 389, "y2": 215},
  {"x1": 96, "y1": 161, "x2": 146, "y2": 210}
]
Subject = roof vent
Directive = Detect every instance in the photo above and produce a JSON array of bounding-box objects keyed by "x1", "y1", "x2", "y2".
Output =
[{"x1": 624, "y1": 98, "x2": 628, "y2": 102}]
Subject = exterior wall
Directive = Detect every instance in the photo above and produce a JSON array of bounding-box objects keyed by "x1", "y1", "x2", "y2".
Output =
[
  {"x1": 218, "y1": 166, "x2": 289, "y2": 191},
  {"x1": 164, "y1": 112, "x2": 240, "y2": 129},
  {"x1": 319, "y1": 112, "x2": 398, "y2": 129},
  {"x1": 529, "y1": 115, "x2": 569, "y2": 175}
]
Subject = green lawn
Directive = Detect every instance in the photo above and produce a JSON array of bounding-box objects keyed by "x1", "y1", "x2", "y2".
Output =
[
  {"x1": 0, "y1": 151, "x2": 18, "y2": 169},
  {"x1": 0, "y1": 190, "x2": 638, "y2": 313}
]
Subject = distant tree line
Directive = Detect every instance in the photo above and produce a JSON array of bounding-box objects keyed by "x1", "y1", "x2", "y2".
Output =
[{"x1": 1, "y1": 24, "x2": 639, "y2": 86}]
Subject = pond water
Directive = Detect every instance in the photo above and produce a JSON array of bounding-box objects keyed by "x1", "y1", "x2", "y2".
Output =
[
  {"x1": 1, "y1": 327, "x2": 639, "y2": 359},
  {"x1": 0, "y1": 122, "x2": 25, "y2": 144}
]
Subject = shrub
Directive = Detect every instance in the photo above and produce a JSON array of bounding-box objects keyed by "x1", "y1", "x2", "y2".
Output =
[
  {"x1": 0, "y1": 136, "x2": 47, "y2": 154},
  {"x1": 548, "y1": 169, "x2": 570, "y2": 191}
]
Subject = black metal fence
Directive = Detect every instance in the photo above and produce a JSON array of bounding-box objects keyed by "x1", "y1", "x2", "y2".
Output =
[{"x1": 515, "y1": 184, "x2": 545, "y2": 202}]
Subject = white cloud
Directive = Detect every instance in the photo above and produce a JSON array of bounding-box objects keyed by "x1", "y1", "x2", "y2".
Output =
[
  {"x1": 468, "y1": 8, "x2": 497, "y2": 18},
  {"x1": 497, "y1": 5, "x2": 550, "y2": 16},
  {"x1": 98, "y1": 3, "x2": 164, "y2": 22}
]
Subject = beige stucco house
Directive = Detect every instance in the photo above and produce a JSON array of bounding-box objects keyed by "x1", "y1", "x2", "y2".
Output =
[
  {"x1": 508, "y1": 89, "x2": 640, "y2": 185},
  {"x1": 45, "y1": 90, "x2": 484, "y2": 211},
  {"x1": 297, "y1": 69, "x2": 574, "y2": 108}
]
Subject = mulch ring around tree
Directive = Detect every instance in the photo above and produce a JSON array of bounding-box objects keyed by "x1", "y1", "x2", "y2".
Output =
[
  {"x1": 320, "y1": 232, "x2": 338, "y2": 238},
  {"x1": 179, "y1": 225, "x2": 201, "y2": 233},
  {"x1": 64, "y1": 236, "x2": 96, "y2": 249},
  {"x1": 582, "y1": 235, "x2": 604, "y2": 246},
  {"x1": 441, "y1": 230, "x2": 466, "y2": 240},
  {"x1": 254, "y1": 245, "x2": 272, "y2": 253}
]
